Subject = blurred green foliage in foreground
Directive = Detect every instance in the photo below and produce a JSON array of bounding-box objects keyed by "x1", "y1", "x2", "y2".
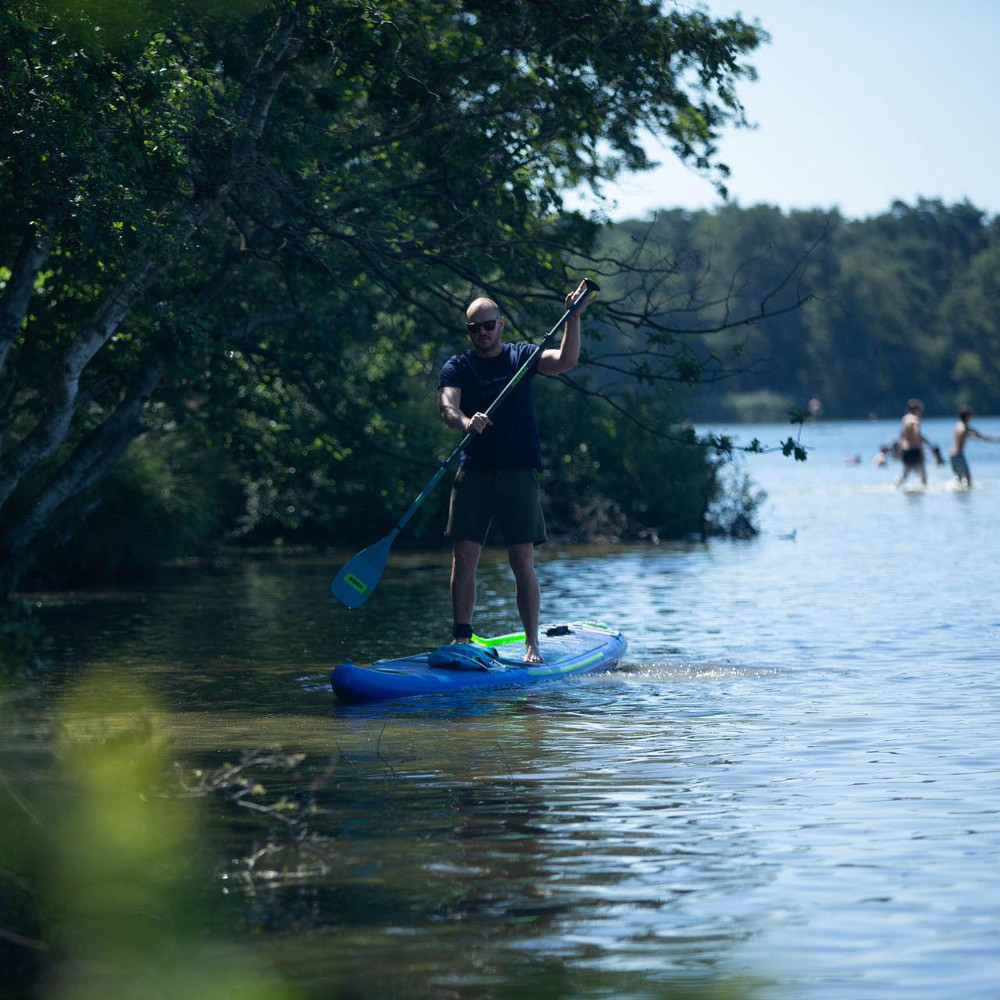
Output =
[{"x1": 0, "y1": 673, "x2": 300, "y2": 1000}]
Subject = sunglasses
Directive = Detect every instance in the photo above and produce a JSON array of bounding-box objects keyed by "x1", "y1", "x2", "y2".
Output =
[{"x1": 466, "y1": 318, "x2": 499, "y2": 334}]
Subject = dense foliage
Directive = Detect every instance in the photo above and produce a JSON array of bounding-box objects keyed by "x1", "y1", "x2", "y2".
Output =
[{"x1": 1, "y1": 0, "x2": 773, "y2": 594}]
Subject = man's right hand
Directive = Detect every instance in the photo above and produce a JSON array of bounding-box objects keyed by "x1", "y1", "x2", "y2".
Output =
[{"x1": 467, "y1": 412, "x2": 492, "y2": 434}]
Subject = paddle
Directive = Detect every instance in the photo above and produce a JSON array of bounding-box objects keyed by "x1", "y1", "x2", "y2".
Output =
[{"x1": 331, "y1": 278, "x2": 600, "y2": 608}]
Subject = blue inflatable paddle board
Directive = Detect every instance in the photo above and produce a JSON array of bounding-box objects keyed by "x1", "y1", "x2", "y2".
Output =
[{"x1": 330, "y1": 621, "x2": 627, "y2": 704}]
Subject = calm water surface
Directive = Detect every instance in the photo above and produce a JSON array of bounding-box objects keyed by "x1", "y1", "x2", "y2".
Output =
[{"x1": 29, "y1": 417, "x2": 1000, "y2": 998}]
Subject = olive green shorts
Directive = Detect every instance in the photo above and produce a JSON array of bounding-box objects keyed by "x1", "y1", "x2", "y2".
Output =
[{"x1": 445, "y1": 467, "x2": 547, "y2": 546}]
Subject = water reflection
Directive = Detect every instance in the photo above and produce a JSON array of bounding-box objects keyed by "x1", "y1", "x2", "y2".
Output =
[
  {"x1": 210, "y1": 717, "x2": 774, "y2": 994},
  {"x1": 23, "y1": 415, "x2": 1000, "y2": 998}
]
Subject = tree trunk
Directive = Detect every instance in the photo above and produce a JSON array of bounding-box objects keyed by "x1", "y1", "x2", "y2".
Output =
[{"x1": 0, "y1": 216, "x2": 54, "y2": 379}]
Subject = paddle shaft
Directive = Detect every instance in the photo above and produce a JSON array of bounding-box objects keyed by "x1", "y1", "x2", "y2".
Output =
[{"x1": 383, "y1": 280, "x2": 599, "y2": 541}]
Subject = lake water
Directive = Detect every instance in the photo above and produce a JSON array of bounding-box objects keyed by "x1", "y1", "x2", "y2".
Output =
[{"x1": 25, "y1": 416, "x2": 1000, "y2": 999}]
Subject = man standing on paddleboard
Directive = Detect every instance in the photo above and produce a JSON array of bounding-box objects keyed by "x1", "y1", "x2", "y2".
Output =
[{"x1": 437, "y1": 280, "x2": 593, "y2": 662}]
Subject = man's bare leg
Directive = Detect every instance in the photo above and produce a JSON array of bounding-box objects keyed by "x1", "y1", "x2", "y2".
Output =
[
  {"x1": 508, "y1": 542, "x2": 542, "y2": 662},
  {"x1": 450, "y1": 538, "x2": 481, "y2": 641}
]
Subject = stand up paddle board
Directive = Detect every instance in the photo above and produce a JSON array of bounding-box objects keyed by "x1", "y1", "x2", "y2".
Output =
[{"x1": 330, "y1": 621, "x2": 627, "y2": 704}]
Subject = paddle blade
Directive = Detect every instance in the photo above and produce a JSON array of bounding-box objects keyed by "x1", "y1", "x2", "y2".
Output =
[{"x1": 330, "y1": 535, "x2": 393, "y2": 608}]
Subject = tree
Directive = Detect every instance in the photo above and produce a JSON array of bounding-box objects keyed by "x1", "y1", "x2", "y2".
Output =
[
  {"x1": 941, "y1": 242, "x2": 1000, "y2": 407},
  {"x1": 1, "y1": 0, "x2": 772, "y2": 596}
]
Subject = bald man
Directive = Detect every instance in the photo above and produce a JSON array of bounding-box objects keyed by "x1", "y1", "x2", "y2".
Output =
[{"x1": 437, "y1": 281, "x2": 592, "y2": 662}]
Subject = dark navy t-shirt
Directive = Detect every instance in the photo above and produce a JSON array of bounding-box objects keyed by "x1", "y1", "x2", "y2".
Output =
[{"x1": 438, "y1": 342, "x2": 542, "y2": 470}]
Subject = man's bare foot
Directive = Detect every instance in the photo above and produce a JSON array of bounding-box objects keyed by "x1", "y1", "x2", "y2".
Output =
[{"x1": 524, "y1": 643, "x2": 544, "y2": 663}]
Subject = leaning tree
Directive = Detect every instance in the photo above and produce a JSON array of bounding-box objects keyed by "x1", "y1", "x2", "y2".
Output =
[{"x1": 0, "y1": 0, "x2": 801, "y2": 595}]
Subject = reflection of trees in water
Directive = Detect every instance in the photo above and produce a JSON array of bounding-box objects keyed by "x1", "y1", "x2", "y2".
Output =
[
  {"x1": 35, "y1": 557, "x2": 451, "y2": 716},
  {"x1": 191, "y1": 734, "x2": 772, "y2": 999},
  {"x1": 448, "y1": 780, "x2": 571, "y2": 924},
  {"x1": 31, "y1": 564, "x2": 774, "y2": 996}
]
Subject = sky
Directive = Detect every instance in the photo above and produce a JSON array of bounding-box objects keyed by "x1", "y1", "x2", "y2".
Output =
[{"x1": 566, "y1": 0, "x2": 1000, "y2": 222}]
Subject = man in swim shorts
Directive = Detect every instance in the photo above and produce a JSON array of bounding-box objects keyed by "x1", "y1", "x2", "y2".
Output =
[
  {"x1": 949, "y1": 406, "x2": 996, "y2": 488},
  {"x1": 437, "y1": 280, "x2": 594, "y2": 662},
  {"x1": 895, "y1": 398, "x2": 941, "y2": 488}
]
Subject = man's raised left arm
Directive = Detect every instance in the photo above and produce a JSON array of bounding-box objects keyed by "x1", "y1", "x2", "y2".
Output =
[{"x1": 536, "y1": 279, "x2": 594, "y2": 376}]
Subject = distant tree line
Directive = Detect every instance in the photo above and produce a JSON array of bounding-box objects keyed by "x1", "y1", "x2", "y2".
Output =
[{"x1": 606, "y1": 198, "x2": 1000, "y2": 422}]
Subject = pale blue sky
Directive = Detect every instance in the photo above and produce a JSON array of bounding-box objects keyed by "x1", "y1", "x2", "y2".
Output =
[{"x1": 568, "y1": 0, "x2": 1000, "y2": 221}]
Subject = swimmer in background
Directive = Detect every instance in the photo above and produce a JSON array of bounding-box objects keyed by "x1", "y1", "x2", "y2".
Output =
[
  {"x1": 873, "y1": 442, "x2": 896, "y2": 467},
  {"x1": 949, "y1": 406, "x2": 997, "y2": 489}
]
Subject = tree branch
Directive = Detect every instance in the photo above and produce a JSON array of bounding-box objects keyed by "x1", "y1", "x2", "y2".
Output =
[{"x1": 0, "y1": 214, "x2": 54, "y2": 379}]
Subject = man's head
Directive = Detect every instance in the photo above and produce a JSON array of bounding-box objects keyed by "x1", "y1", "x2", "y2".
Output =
[
  {"x1": 959, "y1": 405, "x2": 973, "y2": 423},
  {"x1": 907, "y1": 398, "x2": 923, "y2": 415},
  {"x1": 465, "y1": 297, "x2": 504, "y2": 357}
]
